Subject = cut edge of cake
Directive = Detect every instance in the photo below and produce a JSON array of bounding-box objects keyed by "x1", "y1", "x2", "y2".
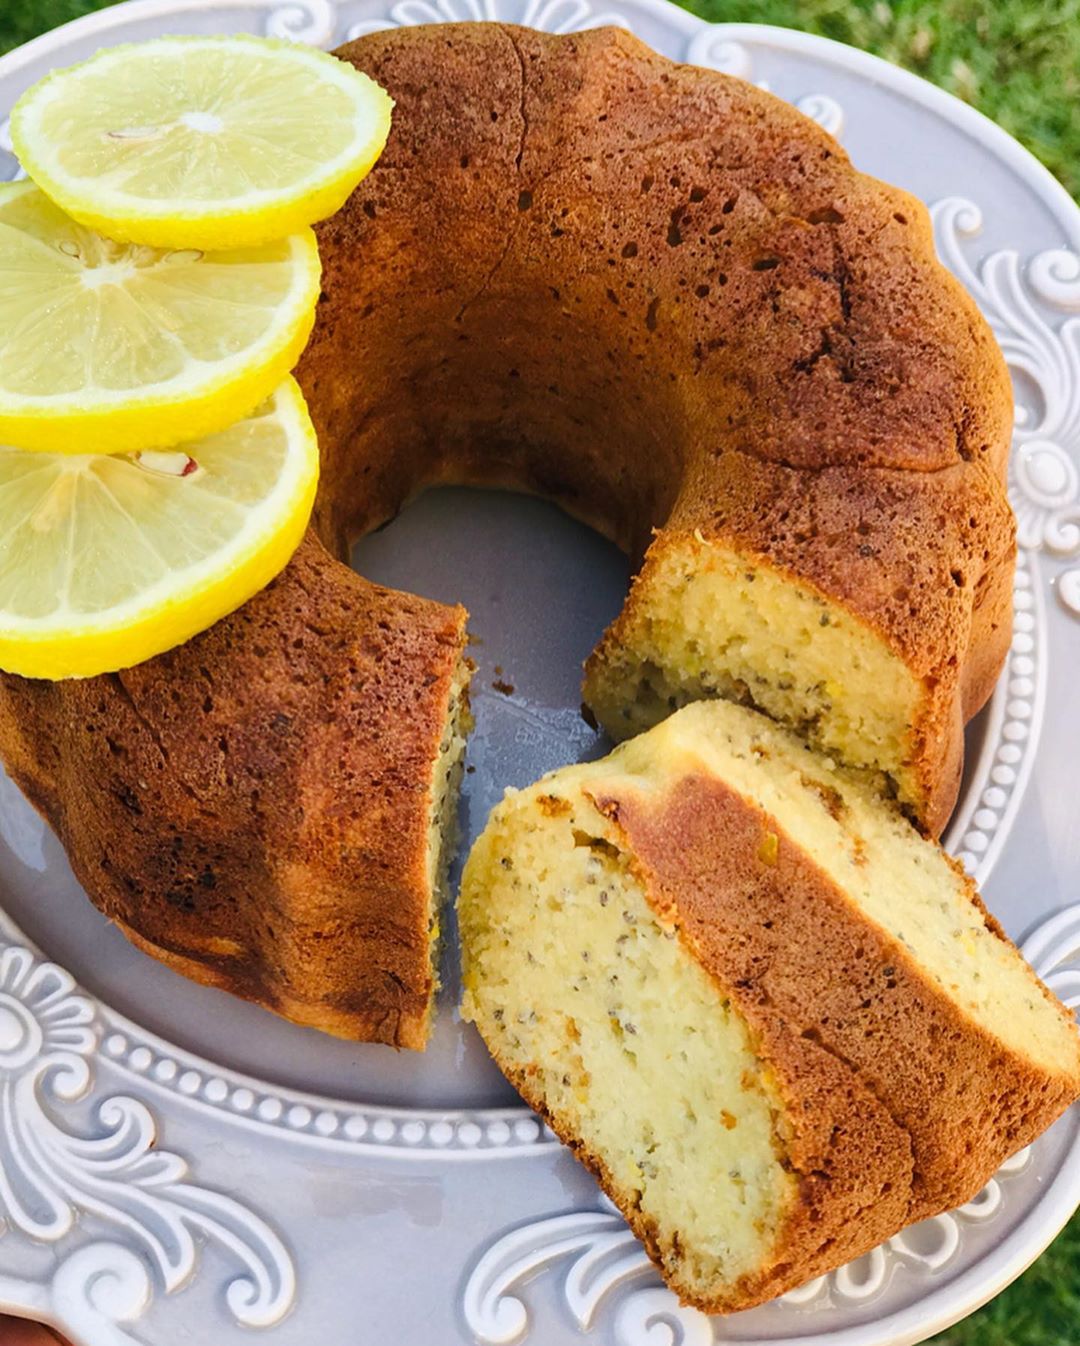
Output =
[
  {"x1": 418, "y1": 650, "x2": 476, "y2": 1039},
  {"x1": 582, "y1": 530, "x2": 1000, "y2": 837}
]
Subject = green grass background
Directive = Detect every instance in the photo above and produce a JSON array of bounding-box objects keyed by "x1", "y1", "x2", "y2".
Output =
[{"x1": 1, "y1": 2, "x2": 1078, "y2": 1343}]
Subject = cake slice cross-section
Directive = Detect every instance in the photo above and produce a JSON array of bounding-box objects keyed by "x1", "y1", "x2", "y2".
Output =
[{"x1": 460, "y1": 699, "x2": 1080, "y2": 1312}]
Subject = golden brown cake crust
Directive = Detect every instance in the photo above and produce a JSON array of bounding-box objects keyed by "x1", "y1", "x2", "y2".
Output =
[
  {"x1": 308, "y1": 22, "x2": 1013, "y2": 835},
  {"x1": 0, "y1": 534, "x2": 467, "y2": 1048},
  {"x1": 586, "y1": 771, "x2": 1080, "y2": 1234},
  {"x1": 0, "y1": 21, "x2": 1015, "y2": 1036}
]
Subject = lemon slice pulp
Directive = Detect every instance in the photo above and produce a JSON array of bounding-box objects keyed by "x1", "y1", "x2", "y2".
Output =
[
  {"x1": 11, "y1": 34, "x2": 394, "y2": 250},
  {"x1": 0, "y1": 377, "x2": 318, "y2": 679},
  {"x1": 0, "y1": 182, "x2": 320, "y2": 454}
]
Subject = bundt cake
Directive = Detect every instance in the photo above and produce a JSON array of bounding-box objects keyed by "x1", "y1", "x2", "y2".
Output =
[
  {"x1": 0, "y1": 22, "x2": 1015, "y2": 1043},
  {"x1": 304, "y1": 21, "x2": 1014, "y2": 837},
  {"x1": 460, "y1": 699, "x2": 1080, "y2": 1312}
]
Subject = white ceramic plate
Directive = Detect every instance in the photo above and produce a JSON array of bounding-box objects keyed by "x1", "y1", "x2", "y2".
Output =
[{"x1": 0, "y1": 3, "x2": 1078, "y2": 1344}]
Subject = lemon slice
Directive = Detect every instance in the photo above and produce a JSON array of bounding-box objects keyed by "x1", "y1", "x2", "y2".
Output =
[
  {"x1": 11, "y1": 34, "x2": 394, "y2": 250},
  {"x1": 0, "y1": 181, "x2": 320, "y2": 454},
  {"x1": 0, "y1": 377, "x2": 318, "y2": 680}
]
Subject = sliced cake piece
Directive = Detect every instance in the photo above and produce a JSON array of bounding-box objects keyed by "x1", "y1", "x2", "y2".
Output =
[{"x1": 460, "y1": 699, "x2": 1080, "y2": 1312}]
